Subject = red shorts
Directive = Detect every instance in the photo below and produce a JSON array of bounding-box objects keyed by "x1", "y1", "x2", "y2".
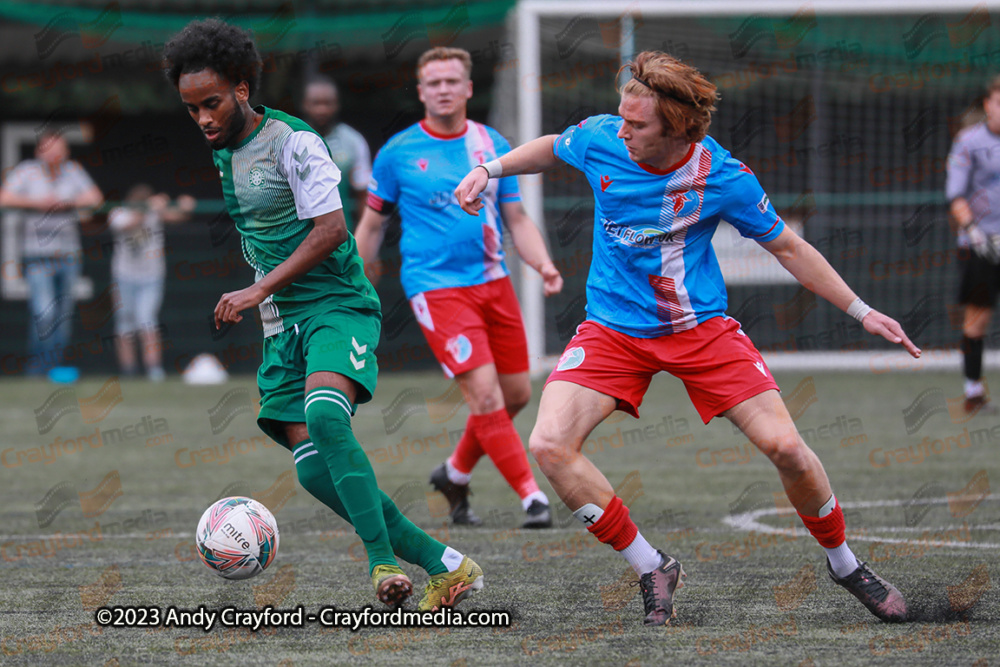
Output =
[
  {"x1": 410, "y1": 276, "x2": 530, "y2": 378},
  {"x1": 546, "y1": 317, "x2": 779, "y2": 423}
]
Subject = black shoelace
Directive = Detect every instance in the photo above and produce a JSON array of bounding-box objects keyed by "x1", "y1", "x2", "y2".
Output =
[
  {"x1": 850, "y1": 563, "x2": 889, "y2": 602},
  {"x1": 635, "y1": 573, "x2": 661, "y2": 611}
]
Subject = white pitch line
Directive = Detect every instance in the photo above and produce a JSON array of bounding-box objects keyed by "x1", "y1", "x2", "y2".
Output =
[{"x1": 724, "y1": 495, "x2": 1000, "y2": 549}]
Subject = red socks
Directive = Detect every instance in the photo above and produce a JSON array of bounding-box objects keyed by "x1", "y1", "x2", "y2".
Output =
[
  {"x1": 466, "y1": 409, "x2": 539, "y2": 499},
  {"x1": 587, "y1": 496, "x2": 638, "y2": 550},
  {"x1": 449, "y1": 418, "x2": 484, "y2": 474},
  {"x1": 798, "y1": 498, "x2": 846, "y2": 548}
]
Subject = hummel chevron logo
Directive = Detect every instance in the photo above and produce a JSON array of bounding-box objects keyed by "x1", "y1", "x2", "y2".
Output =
[
  {"x1": 351, "y1": 336, "x2": 367, "y2": 354},
  {"x1": 600, "y1": 175, "x2": 613, "y2": 192},
  {"x1": 293, "y1": 148, "x2": 311, "y2": 180},
  {"x1": 350, "y1": 352, "x2": 365, "y2": 370}
]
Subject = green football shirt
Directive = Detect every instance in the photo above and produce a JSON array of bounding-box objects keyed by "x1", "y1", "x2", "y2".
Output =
[{"x1": 212, "y1": 106, "x2": 380, "y2": 337}]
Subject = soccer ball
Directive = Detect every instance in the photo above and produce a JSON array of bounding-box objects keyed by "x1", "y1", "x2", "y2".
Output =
[{"x1": 195, "y1": 497, "x2": 279, "y2": 580}]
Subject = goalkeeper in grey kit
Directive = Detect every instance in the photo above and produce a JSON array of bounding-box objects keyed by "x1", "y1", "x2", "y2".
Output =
[{"x1": 947, "y1": 74, "x2": 1000, "y2": 414}]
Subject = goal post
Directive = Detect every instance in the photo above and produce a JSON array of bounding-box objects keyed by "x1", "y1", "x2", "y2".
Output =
[{"x1": 508, "y1": 0, "x2": 1000, "y2": 374}]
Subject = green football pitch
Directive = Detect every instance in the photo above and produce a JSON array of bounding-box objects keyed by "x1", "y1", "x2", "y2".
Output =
[{"x1": 1, "y1": 370, "x2": 997, "y2": 665}]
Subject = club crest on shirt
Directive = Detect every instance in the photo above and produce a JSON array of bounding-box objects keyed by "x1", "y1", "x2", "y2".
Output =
[
  {"x1": 248, "y1": 166, "x2": 266, "y2": 188},
  {"x1": 446, "y1": 334, "x2": 473, "y2": 364},
  {"x1": 556, "y1": 346, "x2": 585, "y2": 371},
  {"x1": 669, "y1": 190, "x2": 701, "y2": 217}
]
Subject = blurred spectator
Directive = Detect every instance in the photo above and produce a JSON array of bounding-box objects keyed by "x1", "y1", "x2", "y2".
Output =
[
  {"x1": 301, "y1": 76, "x2": 372, "y2": 229},
  {"x1": 108, "y1": 184, "x2": 196, "y2": 381},
  {"x1": 0, "y1": 130, "x2": 103, "y2": 377}
]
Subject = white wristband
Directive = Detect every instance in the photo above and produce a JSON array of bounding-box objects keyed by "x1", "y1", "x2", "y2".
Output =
[
  {"x1": 478, "y1": 159, "x2": 503, "y2": 179},
  {"x1": 846, "y1": 297, "x2": 872, "y2": 323}
]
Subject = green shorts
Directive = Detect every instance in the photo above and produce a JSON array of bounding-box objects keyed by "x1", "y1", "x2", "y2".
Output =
[{"x1": 257, "y1": 308, "x2": 380, "y2": 449}]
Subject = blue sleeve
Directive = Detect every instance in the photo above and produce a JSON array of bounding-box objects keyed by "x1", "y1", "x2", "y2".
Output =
[
  {"x1": 367, "y1": 143, "x2": 399, "y2": 212},
  {"x1": 946, "y1": 129, "x2": 973, "y2": 202},
  {"x1": 721, "y1": 159, "x2": 785, "y2": 242},
  {"x1": 493, "y1": 132, "x2": 521, "y2": 203},
  {"x1": 553, "y1": 116, "x2": 602, "y2": 171}
]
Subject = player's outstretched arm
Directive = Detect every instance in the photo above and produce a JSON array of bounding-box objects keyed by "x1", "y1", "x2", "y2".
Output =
[
  {"x1": 355, "y1": 206, "x2": 391, "y2": 285},
  {"x1": 214, "y1": 209, "x2": 347, "y2": 328},
  {"x1": 455, "y1": 135, "x2": 561, "y2": 216},
  {"x1": 500, "y1": 201, "x2": 563, "y2": 296},
  {"x1": 760, "y1": 226, "x2": 921, "y2": 358}
]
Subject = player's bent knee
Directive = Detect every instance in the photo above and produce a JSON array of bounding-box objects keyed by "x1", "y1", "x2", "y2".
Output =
[
  {"x1": 528, "y1": 428, "x2": 572, "y2": 469},
  {"x1": 304, "y1": 401, "x2": 354, "y2": 452},
  {"x1": 762, "y1": 435, "x2": 810, "y2": 472},
  {"x1": 469, "y1": 392, "x2": 505, "y2": 415}
]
